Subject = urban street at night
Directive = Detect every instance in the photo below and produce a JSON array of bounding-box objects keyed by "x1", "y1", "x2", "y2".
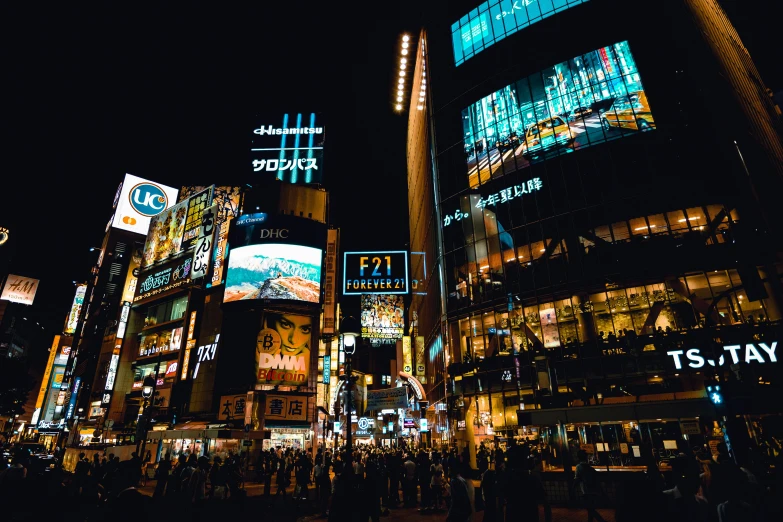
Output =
[{"x1": 2, "y1": 1, "x2": 782, "y2": 521}]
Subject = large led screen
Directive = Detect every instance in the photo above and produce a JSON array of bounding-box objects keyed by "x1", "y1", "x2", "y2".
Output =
[
  {"x1": 224, "y1": 244, "x2": 323, "y2": 303},
  {"x1": 452, "y1": 0, "x2": 588, "y2": 66},
  {"x1": 251, "y1": 112, "x2": 325, "y2": 185},
  {"x1": 361, "y1": 294, "x2": 404, "y2": 343},
  {"x1": 463, "y1": 40, "x2": 654, "y2": 188}
]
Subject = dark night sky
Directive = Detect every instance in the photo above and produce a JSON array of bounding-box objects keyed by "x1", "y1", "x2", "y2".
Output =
[
  {"x1": 1, "y1": 3, "x2": 421, "y2": 341},
  {"x1": 1, "y1": 2, "x2": 778, "y2": 355}
]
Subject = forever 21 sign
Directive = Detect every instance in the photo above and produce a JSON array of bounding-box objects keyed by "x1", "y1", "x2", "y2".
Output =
[{"x1": 343, "y1": 251, "x2": 409, "y2": 295}]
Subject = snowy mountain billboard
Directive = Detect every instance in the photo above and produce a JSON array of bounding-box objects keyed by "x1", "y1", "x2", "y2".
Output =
[{"x1": 224, "y1": 215, "x2": 326, "y2": 305}]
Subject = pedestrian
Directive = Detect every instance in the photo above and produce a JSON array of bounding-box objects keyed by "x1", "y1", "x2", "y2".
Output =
[
  {"x1": 446, "y1": 464, "x2": 472, "y2": 522},
  {"x1": 431, "y1": 453, "x2": 445, "y2": 511},
  {"x1": 403, "y1": 452, "x2": 417, "y2": 507},
  {"x1": 574, "y1": 449, "x2": 607, "y2": 522},
  {"x1": 328, "y1": 461, "x2": 347, "y2": 521},
  {"x1": 153, "y1": 453, "x2": 171, "y2": 498},
  {"x1": 277, "y1": 456, "x2": 290, "y2": 500}
]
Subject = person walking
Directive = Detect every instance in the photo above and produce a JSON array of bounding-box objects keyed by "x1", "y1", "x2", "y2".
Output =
[
  {"x1": 403, "y1": 452, "x2": 417, "y2": 507},
  {"x1": 447, "y1": 464, "x2": 473, "y2": 522},
  {"x1": 574, "y1": 450, "x2": 607, "y2": 522},
  {"x1": 152, "y1": 453, "x2": 172, "y2": 498},
  {"x1": 431, "y1": 453, "x2": 445, "y2": 511}
]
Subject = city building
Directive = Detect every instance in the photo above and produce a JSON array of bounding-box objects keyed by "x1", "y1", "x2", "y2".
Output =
[{"x1": 405, "y1": 0, "x2": 783, "y2": 483}]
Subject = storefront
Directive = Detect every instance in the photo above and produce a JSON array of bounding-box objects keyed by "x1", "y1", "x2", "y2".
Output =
[{"x1": 263, "y1": 426, "x2": 311, "y2": 451}]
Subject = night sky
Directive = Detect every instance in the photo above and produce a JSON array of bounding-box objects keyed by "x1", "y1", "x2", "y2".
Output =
[{"x1": 1, "y1": 2, "x2": 778, "y2": 358}]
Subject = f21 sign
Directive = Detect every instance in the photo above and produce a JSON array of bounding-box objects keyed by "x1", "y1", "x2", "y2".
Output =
[{"x1": 343, "y1": 251, "x2": 408, "y2": 295}]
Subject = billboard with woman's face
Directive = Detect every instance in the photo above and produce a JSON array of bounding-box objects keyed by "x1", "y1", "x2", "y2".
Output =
[{"x1": 256, "y1": 312, "x2": 313, "y2": 387}]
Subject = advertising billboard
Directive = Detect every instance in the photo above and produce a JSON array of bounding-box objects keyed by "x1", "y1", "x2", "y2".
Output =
[
  {"x1": 343, "y1": 251, "x2": 409, "y2": 295},
  {"x1": 64, "y1": 284, "x2": 86, "y2": 334},
  {"x1": 322, "y1": 229, "x2": 338, "y2": 335},
  {"x1": 463, "y1": 40, "x2": 654, "y2": 188},
  {"x1": 251, "y1": 112, "x2": 325, "y2": 185},
  {"x1": 178, "y1": 186, "x2": 242, "y2": 288},
  {"x1": 135, "y1": 256, "x2": 192, "y2": 302},
  {"x1": 256, "y1": 312, "x2": 313, "y2": 387},
  {"x1": 452, "y1": 0, "x2": 589, "y2": 66},
  {"x1": 0, "y1": 274, "x2": 39, "y2": 305},
  {"x1": 111, "y1": 173, "x2": 180, "y2": 235},
  {"x1": 141, "y1": 186, "x2": 214, "y2": 269},
  {"x1": 224, "y1": 214, "x2": 326, "y2": 304},
  {"x1": 361, "y1": 294, "x2": 404, "y2": 343}
]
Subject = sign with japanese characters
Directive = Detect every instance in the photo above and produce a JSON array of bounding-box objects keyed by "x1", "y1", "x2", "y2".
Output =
[
  {"x1": 251, "y1": 112, "x2": 325, "y2": 185},
  {"x1": 64, "y1": 284, "x2": 87, "y2": 334},
  {"x1": 191, "y1": 204, "x2": 217, "y2": 280},
  {"x1": 218, "y1": 394, "x2": 248, "y2": 421},
  {"x1": 343, "y1": 251, "x2": 409, "y2": 295},
  {"x1": 322, "y1": 229, "x2": 338, "y2": 335},
  {"x1": 111, "y1": 173, "x2": 179, "y2": 235},
  {"x1": 361, "y1": 294, "x2": 404, "y2": 343},
  {"x1": 264, "y1": 394, "x2": 307, "y2": 422},
  {"x1": 443, "y1": 177, "x2": 543, "y2": 228},
  {"x1": 366, "y1": 386, "x2": 408, "y2": 411},
  {"x1": 1, "y1": 274, "x2": 40, "y2": 305},
  {"x1": 141, "y1": 186, "x2": 213, "y2": 269},
  {"x1": 134, "y1": 257, "x2": 192, "y2": 302}
]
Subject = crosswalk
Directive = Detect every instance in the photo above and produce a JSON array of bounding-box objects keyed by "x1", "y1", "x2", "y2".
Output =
[{"x1": 467, "y1": 115, "x2": 606, "y2": 185}]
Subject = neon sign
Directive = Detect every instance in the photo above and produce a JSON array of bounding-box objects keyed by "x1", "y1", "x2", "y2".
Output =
[{"x1": 667, "y1": 342, "x2": 777, "y2": 369}]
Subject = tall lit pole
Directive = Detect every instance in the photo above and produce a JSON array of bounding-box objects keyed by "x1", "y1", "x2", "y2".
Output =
[{"x1": 338, "y1": 316, "x2": 360, "y2": 475}]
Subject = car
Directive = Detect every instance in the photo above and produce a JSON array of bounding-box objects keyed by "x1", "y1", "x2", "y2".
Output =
[
  {"x1": 600, "y1": 90, "x2": 655, "y2": 131},
  {"x1": 496, "y1": 131, "x2": 521, "y2": 153},
  {"x1": 521, "y1": 116, "x2": 575, "y2": 158},
  {"x1": 572, "y1": 106, "x2": 593, "y2": 119}
]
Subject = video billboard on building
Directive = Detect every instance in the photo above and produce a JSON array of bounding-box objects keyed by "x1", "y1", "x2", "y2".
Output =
[
  {"x1": 343, "y1": 251, "x2": 409, "y2": 295},
  {"x1": 251, "y1": 112, "x2": 325, "y2": 184},
  {"x1": 452, "y1": 1, "x2": 589, "y2": 66},
  {"x1": 256, "y1": 312, "x2": 313, "y2": 387},
  {"x1": 224, "y1": 215, "x2": 326, "y2": 304},
  {"x1": 463, "y1": 40, "x2": 654, "y2": 188},
  {"x1": 361, "y1": 294, "x2": 404, "y2": 344},
  {"x1": 111, "y1": 174, "x2": 180, "y2": 235},
  {"x1": 141, "y1": 186, "x2": 214, "y2": 269}
]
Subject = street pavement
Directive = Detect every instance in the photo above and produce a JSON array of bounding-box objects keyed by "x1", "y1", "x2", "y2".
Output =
[{"x1": 136, "y1": 476, "x2": 616, "y2": 522}]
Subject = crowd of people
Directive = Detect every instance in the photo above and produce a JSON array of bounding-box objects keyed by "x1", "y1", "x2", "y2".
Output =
[{"x1": 1, "y1": 437, "x2": 779, "y2": 521}]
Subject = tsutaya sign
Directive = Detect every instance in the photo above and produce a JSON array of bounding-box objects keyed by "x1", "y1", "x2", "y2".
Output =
[{"x1": 667, "y1": 342, "x2": 778, "y2": 369}]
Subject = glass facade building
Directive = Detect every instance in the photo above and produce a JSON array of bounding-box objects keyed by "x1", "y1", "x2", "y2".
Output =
[{"x1": 411, "y1": 0, "x2": 783, "y2": 476}]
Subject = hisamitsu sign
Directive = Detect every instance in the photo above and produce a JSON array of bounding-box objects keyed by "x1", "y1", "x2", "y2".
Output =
[
  {"x1": 366, "y1": 387, "x2": 408, "y2": 412},
  {"x1": 343, "y1": 251, "x2": 409, "y2": 295}
]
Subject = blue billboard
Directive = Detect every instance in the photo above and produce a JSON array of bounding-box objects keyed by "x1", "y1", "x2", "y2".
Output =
[{"x1": 452, "y1": 0, "x2": 588, "y2": 66}]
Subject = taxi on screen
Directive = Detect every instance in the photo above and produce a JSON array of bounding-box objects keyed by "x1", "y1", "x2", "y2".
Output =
[
  {"x1": 521, "y1": 116, "x2": 575, "y2": 158},
  {"x1": 601, "y1": 90, "x2": 655, "y2": 131}
]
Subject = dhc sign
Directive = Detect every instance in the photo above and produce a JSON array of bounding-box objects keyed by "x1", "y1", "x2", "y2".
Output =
[{"x1": 667, "y1": 342, "x2": 778, "y2": 369}]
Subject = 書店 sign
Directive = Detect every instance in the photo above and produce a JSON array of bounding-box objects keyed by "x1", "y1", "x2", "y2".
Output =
[
  {"x1": 343, "y1": 251, "x2": 409, "y2": 295},
  {"x1": 264, "y1": 394, "x2": 307, "y2": 422}
]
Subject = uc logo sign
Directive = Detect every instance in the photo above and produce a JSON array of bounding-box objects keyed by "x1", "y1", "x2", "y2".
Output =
[{"x1": 129, "y1": 183, "x2": 168, "y2": 217}]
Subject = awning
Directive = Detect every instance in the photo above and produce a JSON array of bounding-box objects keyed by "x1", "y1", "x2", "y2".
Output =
[{"x1": 518, "y1": 398, "x2": 712, "y2": 425}]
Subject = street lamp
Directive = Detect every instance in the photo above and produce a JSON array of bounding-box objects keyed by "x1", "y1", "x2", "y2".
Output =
[
  {"x1": 136, "y1": 375, "x2": 157, "y2": 460},
  {"x1": 338, "y1": 316, "x2": 360, "y2": 474}
]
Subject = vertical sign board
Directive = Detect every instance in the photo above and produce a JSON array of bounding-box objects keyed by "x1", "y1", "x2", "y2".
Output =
[
  {"x1": 323, "y1": 354, "x2": 331, "y2": 385},
  {"x1": 64, "y1": 285, "x2": 87, "y2": 334},
  {"x1": 191, "y1": 204, "x2": 217, "y2": 280},
  {"x1": 415, "y1": 336, "x2": 426, "y2": 380},
  {"x1": 35, "y1": 335, "x2": 61, "y2": 411},
  {"x1": 1, "y1": 274, "x2": 40, "y2": 305},
  {"x1": 402, "y1": 336, "x2": 413, "y2": 374},
  {"x1": 322, "y1": 229, "x2": 338, "y2": 335}
]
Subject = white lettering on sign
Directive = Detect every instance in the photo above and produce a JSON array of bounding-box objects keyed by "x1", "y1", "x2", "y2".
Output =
[
  {"x1": 254, "y1": 125, "x2": 323, "y2": 136},
  {"x1": 443, "y1": 177, "x2": 543, "y2": 227},
  {"x1": 259, "y1": 228, "x2": 289, "y2": 239},
  {"x1": 252, "y1": 157, "x2": 319, "y2": 172},
  {"x1": 667, "y1": 342, "x2": 777, "y2": 369},
  {"x1": 258, "y1": 352, "x2": 306, "y2": 372}
]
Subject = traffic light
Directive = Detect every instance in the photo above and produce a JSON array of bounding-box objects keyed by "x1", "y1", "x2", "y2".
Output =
[{"x1": 706, "y1": 381, "x2": 724, "y2": 405}]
